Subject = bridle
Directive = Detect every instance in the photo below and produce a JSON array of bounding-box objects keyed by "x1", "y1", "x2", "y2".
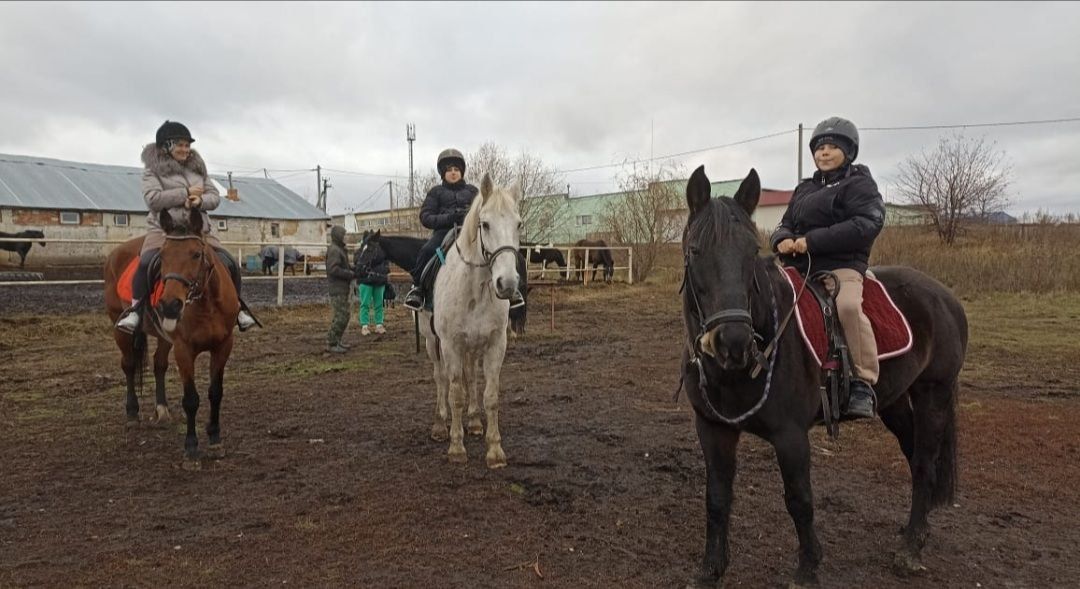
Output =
[
  {"x1": 678, "y1": 248, "x2": 809, "y2": 426},
  {"x1": 453, "y1": 220, "x2": 522, "y2": 270},
  {"x1": 160, "y1": 234, "x2": 215, "y2": 305}
]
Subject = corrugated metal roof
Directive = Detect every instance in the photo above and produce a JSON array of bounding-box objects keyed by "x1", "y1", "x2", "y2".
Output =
[{"x1": 0, "y1": 153, "x2": 328, "y2": 220}]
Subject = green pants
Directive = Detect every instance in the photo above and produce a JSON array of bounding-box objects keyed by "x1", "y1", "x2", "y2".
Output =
[
  {"x1": 327, "y1": 292, "x2": 350, "y2": 345},
  {"x1": 358, "y1": 284, "x2": 386, "y2": 325}
]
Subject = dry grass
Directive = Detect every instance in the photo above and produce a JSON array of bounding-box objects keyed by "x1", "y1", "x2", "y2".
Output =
[{"x1": 646, "y1": 223, "x2": 1080, "y2": 295}]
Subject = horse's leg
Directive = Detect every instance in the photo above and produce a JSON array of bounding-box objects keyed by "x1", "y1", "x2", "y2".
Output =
[
  {"x1": 771, "y1": 428, "x2": 823, "y2": 585},
  {"x1": 481, "y1": 332, "x2": 508, "y2": 468},
  {"x1": 466, "y1": 352, "x2": 483, "y2": 436},
  {"x1": 880, "y1": 393, "x2": 915, "y2": 465},
  {"x1": 427, "y1": 335, "x2": 449, "y2": 442},
  {"x1": 444, "y1": 349, "x2": 468, "y2": 463},
  {"x1": 693, "y1": 415, "x2": 740, "y2": 586},
  {"x1": 173, "y1": 344, "x2": 201, "y2": 463},
  {"x1": 116, "y1": 333, "x2": 139, "y2": 426},
  {"x1": 894, "y1": 379, "x2": 957, "y2": 574},
  {"x1": 206, "y1": 336, "x2": 234, "y2": 459},
  {"x1": 152, "y1": 339, "x2": 172, "y2": 423}
]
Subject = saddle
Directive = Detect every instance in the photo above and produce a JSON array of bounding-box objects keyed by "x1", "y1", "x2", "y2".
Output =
[
  {"x1": 780, "y1": 267, "x2": 914, "y2": 435},
  {"x1": 416, "y1": 227, "x2": 462, "y2": 311},
  {"x1": 118, "y1": 254, "x2": 164, "y2": 306}
]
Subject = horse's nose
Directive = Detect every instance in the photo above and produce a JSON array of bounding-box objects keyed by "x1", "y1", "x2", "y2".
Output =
[
  {"x1": 495, "y1": 275, "x2": 518, "y2": 299},
  {"x1": 159, "y1": 298, "x2": 183, "y2": 320},
  {"x1": 709, "y1": 325, "x2": 753, "y2": 370}
]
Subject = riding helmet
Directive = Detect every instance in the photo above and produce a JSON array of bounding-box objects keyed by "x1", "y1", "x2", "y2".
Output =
[
  {"x1": 437, "y1": 148, "x2": 466, "y2": 178},
  {"x1": 809, "y1": 117, "x2": 859, "y2": 162},
  {"x1": 156, "y1": 120, "x2": 195, "y2": 148}
]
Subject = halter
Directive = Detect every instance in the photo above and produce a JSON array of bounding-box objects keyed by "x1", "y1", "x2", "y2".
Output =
[{"x1": 160, "y1": 234, "x2": 215, "y2": 305}]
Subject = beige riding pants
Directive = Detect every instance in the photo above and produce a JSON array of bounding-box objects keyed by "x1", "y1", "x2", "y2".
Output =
[{"x1": 825, "y1": 268, "x2": 879, "y2": 385}]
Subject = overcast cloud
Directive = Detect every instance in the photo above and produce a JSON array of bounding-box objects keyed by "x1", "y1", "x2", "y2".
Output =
[{"x1": 1, "y1": 1, "x2": 1078, "y2": 215}]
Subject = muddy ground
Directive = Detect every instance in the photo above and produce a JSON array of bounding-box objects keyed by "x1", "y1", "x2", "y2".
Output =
[{"x1": 1, "y1": 282, "x2": 1079, "y2": 588}]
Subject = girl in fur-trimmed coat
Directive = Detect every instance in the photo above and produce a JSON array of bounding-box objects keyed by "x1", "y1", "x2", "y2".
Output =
[{"x1": 115, "y1": 120, "x2": 257, "y2": 333}]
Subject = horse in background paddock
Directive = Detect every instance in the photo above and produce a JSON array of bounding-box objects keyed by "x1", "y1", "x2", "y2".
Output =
[
  {"x1": 572, "y1": 238, "x2": 614, "y2": 283},
  {"x1": 0, "y1": 230, "x2": 46, "y2": 268}
]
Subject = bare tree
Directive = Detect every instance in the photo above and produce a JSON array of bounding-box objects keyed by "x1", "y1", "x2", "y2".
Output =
[
  {"x1": 895, "y1": 133, "x2": 1012, "y2": 245},
  {"x1": 407, "y1": 143, "x2": 567, "y2": 241},
  {"x1": 602, "y1": 160, "x2": 685, "y2": 282},
  {"x1": 466, "y1": 143, "x2": 567, "y2": 243}
]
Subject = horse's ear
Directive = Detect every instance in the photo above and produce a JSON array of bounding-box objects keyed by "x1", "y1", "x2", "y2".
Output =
[
  {"x1": 189, "y1": 209, "x2": 204, "y2": 235},
  {"x1": 733, "y1": 168, "x2": 761, "y2": 217},
  {"x1": 510, "y1": 179, "x2": 523, "y2": 204},
  {"x1": 159, "y1": 210, "x2": 175, "y2": 234},
  {"x1": 481, "y1": 173, "x2": 494, "y2": 202},
  {"x1": 686, "y1": 165, "x2": 711, "y2": 216},
  {"x1": 374, "y1": 229, "x2": 381, "y2": 238}
]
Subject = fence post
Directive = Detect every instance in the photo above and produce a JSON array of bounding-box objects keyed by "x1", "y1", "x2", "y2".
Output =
[
  {"x1": 583, "y1": 247, "x2": 590, "y2": 286},
  {"x1": 627, "y1": 247, "x2": 634, "y2": 285},
  {"x1": 277, "y1": 243, "x2": 285, "y2": 306},
  {"x1": 565, "y1": 247, "x2": 573, "y2": 281}
]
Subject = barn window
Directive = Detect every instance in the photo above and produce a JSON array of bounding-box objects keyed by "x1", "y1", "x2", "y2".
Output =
[
  {"x1": 577, "y1": 215, "x2": 593, "y2": 226},
  {"x1": 217, "y1": 219, "x2": 228, "y2": 231},
  {"x1": 270, "y1": 223, "x2": 280, "y2": 238},
  {"x1": 113, "y1": 214, "x2": 129, "y2": 226},
  {"x1": 60, "y1": 211, "x2": 81, "y2": 225}
]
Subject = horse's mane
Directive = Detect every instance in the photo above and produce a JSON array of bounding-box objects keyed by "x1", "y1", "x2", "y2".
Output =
[
  {"x1": 685, "y1": 197, "x2": 761, "y2": 253},
  {"x1": 461, "y1": 180, "x2": 518, "y2": 248}
]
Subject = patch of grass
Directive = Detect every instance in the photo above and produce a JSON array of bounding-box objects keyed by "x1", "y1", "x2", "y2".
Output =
[{"x1": 265, "y1": 357, "x2": 377, "y2": 378}]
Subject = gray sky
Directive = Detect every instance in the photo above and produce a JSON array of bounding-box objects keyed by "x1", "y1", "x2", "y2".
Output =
[{"x1": 2, "y1": 1, "x2": 1078, "y2": 215}]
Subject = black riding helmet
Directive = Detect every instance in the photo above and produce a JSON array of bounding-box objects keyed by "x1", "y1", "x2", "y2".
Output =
[
  {"x1": 437, "y1": 148, "x2": 466, "y2": 179},
  {"x1": 809, "y1": 117, "x2": 859, "y2": 162},
  {"x1": 156, "y1": 120, "x2": 195, "y2": 148}
]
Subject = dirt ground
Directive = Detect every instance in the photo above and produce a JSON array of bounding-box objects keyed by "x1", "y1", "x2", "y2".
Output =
[{"x1": 1, "y1": 282, "x2": 1079, "y2": 588}]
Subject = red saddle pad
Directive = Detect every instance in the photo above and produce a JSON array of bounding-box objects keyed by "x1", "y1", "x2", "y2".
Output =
[
  {"x1": 781, "y1": 267, "x2": 913, "y2": 366},
  {"x1": 118, "y1": 257, "x2": 165, "y2": 306}
]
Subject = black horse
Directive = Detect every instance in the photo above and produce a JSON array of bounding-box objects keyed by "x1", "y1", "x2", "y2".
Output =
[
  {"x1": 356, "y1": 230, "x2": 528, "y2": 335},
  {"x1": 0, "y1": 230, "x2": 46, "y2": 268},
  {"x1": 573, "y1": 238, "x2": 614, "y2": 283},
  {"x1": 679, "y1": 166, "x2": 967, "y2": 586},
  {"x1": 520, "y1": 242, "x2": 567, "y2": 279}
]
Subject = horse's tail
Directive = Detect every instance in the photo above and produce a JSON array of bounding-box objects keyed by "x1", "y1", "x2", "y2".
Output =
[{"x1": 931, "y1": 380, "x2": 959, "y2": 508}]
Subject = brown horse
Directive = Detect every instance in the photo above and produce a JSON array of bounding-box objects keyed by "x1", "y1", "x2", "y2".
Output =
[
  {"x1": 572, "y1": 238, "x2": 614, "y2": 284},
  {"x1": 104, "y1": 210, "x2": 240, "y2": 463}
]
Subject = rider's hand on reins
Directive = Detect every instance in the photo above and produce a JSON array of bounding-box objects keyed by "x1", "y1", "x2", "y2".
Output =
[
  {"x1": 776, "y1": 238, "x2": 796, "y2": 255},
  {"x1": 793, "y1": 237, "x2": 808, "y2": 254}
]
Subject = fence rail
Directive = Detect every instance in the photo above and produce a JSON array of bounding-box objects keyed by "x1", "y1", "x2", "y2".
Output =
[{"x1": 1, "y1": 238, "x2": 637, "y2": 302}]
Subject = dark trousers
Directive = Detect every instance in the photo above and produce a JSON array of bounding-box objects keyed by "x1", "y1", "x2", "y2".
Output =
[
  {"x1": 410, "y1": 229, "x2": 449, "y2": 286},
  {"x1": 132, "y1": 247, "x2": 243, "y2": 304}
]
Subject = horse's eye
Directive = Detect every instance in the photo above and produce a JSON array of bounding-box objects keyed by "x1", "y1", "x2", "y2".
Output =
[
  {"x1": 481, "y1": 222, "x2": 490, "y2": 231},
  {"x1": 193, "y1": 251, "x2": 202, "y2": 260},
  {"x1": 517, "y1": 222, "x2": 523, "y2": 230}
]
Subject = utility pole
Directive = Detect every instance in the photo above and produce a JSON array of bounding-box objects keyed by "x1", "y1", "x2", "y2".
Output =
[
  {"x1": 320, "y1": 176, "x2": 332, "y2": 212},
  {"x1": 406, "y1": 124, "x2": 416, "y2": 206},
  {"x1": 797, "y1": 123, "x2": 804, "y2": 183},
  {"x1": 316, "y1": 165, "x2": 323, "y2": 210}
]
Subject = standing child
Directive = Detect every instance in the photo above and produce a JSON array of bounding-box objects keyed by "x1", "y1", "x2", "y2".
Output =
[
  {"x1": 325, "y1": 225, "x2": 355, "y2": 353},
  {"x1": 355, "y1": 238, "x2": 389, "y2": 335}
]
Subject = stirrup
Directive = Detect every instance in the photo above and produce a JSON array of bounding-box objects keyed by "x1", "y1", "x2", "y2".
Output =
[
  {"x1": 116, "y1": 309, "x2": 142, "y2": 334},
  {"x1": 403, "y1": 288, "x2": 424, "y2": 311},
  {"x1": 237, "y1": 310, "x2": 259, "y2": 332}
]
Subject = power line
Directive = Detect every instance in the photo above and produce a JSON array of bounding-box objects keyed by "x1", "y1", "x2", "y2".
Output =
[
  {"x1": 322, "y1": 167, "x2": 409, "y2": 179},
  {"x1": 556, "y1": 128, "x2": 796, "y2": 174},
  {"x1": 862, "y1": 116, "x2": 1080, "y2": 131}
]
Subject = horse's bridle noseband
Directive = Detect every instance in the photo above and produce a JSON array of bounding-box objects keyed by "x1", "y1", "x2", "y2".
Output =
[{"x1": 454, "y1": 222, "x2": 522, "y2": 270}]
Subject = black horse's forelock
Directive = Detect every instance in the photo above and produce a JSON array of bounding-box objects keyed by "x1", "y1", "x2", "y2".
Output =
[{"x1": 685, "y1": 198, "x2": 759, "y2": 254}]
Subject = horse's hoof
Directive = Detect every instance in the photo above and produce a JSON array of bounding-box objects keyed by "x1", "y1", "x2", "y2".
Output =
[
  {"x1": 447, "y1": 447, "x2": 468, "y2": 464},
  {"x1": 125, "y1": 416, "x2": 140, "y2": 429},
  {"x1": 181, "y1": 458, "x2": 201, "y2": 471},
  {"x1": 431, "y1": 424, "x2": 448, "y2": 442},
  {"x1": 206, "y1": 443, "x2": 226, "y2": 459},
  {"x1": 467, "y1": 420, "x2": 484, "y2": 436},
  {"x1": 154, "y1": 405, "x2": 171, "y2": 423},
  {"x1": 486, "y1": 447, "x2": 507, "y2": 469},
  {"x1": 891, "y1": 550, "x2": 927, "y2": 576}
]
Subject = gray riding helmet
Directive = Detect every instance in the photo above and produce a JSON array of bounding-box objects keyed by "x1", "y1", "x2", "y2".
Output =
[
  {"x1": 810, "y1": 117, "x2": 860, "y2": 162},
  {"x1": 437, "y1": 148, "x2": 466, "y2": 177}
]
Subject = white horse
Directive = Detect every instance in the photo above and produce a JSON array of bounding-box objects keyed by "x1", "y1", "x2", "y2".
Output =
[{"x1": 420, "y1": 173, "x2": 522, "y2": 468}]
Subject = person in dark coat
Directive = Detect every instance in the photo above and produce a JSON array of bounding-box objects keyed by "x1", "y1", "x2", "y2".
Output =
[
  {"x1": 353, "y1": 236, "x2": 390, "y2": 335},
  {"x1": 403, "y1": 148, "x2": 477, "y2": 310},
  {"x1": 770, "y1": 116, "x2": 886, "y2": 419},
  {"x1": 325, "y1": 225, "x2": 355, "y2": 353}
]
